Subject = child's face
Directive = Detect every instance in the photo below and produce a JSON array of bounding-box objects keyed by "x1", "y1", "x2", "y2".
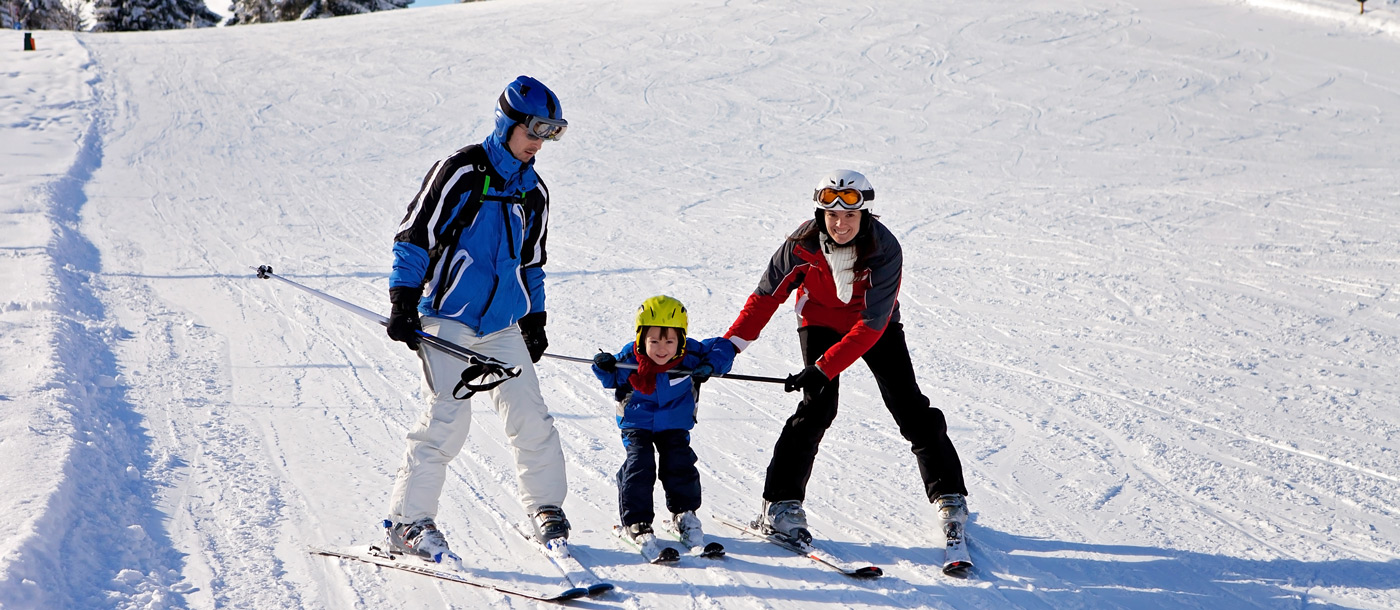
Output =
[{"x1": 643, "y1": 327, "x2": 679, "y2": 364}]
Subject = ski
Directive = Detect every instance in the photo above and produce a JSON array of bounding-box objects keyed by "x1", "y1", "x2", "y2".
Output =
[
  {"x1": 612, "y1": 525, "x2": 682, "y2": 564},
  {"x1": 659, "y1": 519, "x2": 725, "y2": 558},
  {"x1": 310, "y1": 545, "x2": 587, "y2": 602},
  {"x1": 942, "y1": 522, "x2": 974, "y2": 576},
  {"x1": 715, "y1": 516, "x2": 883, "y2": 578},
  {"x1": 511, "y1": 523, "x2": 616, "y2": 596}
]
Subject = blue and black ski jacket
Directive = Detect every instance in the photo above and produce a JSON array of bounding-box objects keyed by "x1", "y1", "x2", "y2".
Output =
[{"x1": 390, "y1": 134, "x2": 548, "y2": 335}]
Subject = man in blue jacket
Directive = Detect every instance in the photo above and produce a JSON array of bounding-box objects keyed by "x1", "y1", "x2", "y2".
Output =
[{"x1": 382, "y1": 76, "x2": 570, "y2": 563}]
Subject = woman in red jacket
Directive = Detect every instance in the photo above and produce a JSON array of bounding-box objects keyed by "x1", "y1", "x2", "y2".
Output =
[{"x1": 724, "y1": 170, "x2": 970, "y2": 545}]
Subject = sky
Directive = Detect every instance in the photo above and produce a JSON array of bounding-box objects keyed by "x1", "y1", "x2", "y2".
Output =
[{"x1": 2, "y1": 0, "x2": 1399, "y2": 608}]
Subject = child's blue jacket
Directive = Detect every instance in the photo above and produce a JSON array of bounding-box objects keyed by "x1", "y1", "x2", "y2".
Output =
[{"x1": 592, "y1": 337, "x2": 737, "y2": 431}]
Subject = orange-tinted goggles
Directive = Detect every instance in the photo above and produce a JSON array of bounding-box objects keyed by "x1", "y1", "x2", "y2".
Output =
[{"x1": 815, "y1": 188, "x2": 865, "y2": 209}]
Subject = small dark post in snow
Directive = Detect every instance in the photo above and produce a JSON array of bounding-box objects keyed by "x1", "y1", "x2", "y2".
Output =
[{"x1": 23, "y1": 32, "x2": 35, "y2": 51}]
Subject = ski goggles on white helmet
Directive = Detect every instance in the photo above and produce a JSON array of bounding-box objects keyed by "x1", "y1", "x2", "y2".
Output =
[
  {"x1": 812, "y1": 169, "x2": 875, "y2": 210},
  {"x1": 814, "y1": 187, "x2": 873, "y2": 210}
]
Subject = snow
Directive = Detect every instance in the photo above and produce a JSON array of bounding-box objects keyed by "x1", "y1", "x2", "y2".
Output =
[{"x1": 2, "y1": 0, "x2": 1399, "y2": 607}]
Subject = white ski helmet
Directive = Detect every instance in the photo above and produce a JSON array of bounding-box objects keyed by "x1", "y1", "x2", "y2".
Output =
[{"x1": 812, "y1": 169, "x2": 875, "y2": 211}]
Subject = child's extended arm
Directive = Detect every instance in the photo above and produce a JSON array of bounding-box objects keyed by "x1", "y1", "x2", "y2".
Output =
[{"x1": 590, "y1": 344, "x2": 635, "y2": 388}]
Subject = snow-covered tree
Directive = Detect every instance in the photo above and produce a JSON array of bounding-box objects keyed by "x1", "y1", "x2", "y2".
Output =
[
  {"x1": 297, "y1": 0, "x2": 408, "y2": 19},
  {"x1": 224, "y1": 0, "x2": 277, "y2": 24},
  {"x1": 5, "y1": 0, "x2": 83, "y2": 30},
  {"x1": 91, "y1": 0, "x2": 220, "y2": 30},
  {"x1": 226, "y1": 0, "x2": 405, "y2": 25}
]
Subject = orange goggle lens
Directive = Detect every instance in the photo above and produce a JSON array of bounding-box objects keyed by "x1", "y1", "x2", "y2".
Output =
[{"x1": 817, "y1": 188, "x2": 863, "y2": 208}]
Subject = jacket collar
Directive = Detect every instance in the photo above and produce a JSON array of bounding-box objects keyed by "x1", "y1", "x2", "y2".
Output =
[{"x1": 482, "y1": 132, "x2": 539, "y2": 195}]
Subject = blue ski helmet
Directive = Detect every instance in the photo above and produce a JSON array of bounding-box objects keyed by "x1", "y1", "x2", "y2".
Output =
[{"x1": 493, "y1": 76, "x2": 567, "y2": 141}]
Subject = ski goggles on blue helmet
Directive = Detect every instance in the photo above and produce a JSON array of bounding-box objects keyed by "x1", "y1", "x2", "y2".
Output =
[
  {"x1": 499, "y1": 92, "x2": 568, "y2": 141},
  {"x1": 812, "y1": 169, "x2": 875, "y2": 210}
]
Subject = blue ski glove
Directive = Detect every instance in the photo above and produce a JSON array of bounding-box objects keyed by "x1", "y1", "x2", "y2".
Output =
[
  {"x1": 784, "y1": 365, "x2": 828, "y2": 393},
  {"x1": 592, "y1": 351, "x2": 618, "y2": 373},
  {"x1": 690, "y1": 363, "x2": 714, "y2": 384},
  {"x1": 386, "y1": 287, "x2": 423, "y2": 351}
]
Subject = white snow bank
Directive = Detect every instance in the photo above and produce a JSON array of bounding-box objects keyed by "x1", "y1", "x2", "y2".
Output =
[
  {"x1": 0, "y1": 30, "x2": 97, "y2": 603},
  {"x1": 0, "y1": 30, "x2": 185, "y2": 609}
]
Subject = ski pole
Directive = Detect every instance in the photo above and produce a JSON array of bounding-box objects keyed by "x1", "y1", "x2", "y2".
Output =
[
  {"x1": 542, "y1": 352, "x2": 786, "y2": 385},
  {"x1": 252, "y1": 266, "x2": 522, "y2": 389}
]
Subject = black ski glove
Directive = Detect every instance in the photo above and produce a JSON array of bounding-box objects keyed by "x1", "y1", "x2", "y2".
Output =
[
  {"x1": 592, "y1": 351, "x2": 618, "y2": 373},
  {"x1": 386, "y1": 287, "x2": 423, "y2": 351},
  {"x1": 614, "y1": 383, "x2": 634, "y2": 403},
  {"x1": 690, "y1": 363, "x2": 714, "y2": 384},
  {"x1": 519, "y1": 311, "x2": 548, "y2": 363},
  {"x1": 784, "y1": 365, "x2": 828, "y2": 393}
]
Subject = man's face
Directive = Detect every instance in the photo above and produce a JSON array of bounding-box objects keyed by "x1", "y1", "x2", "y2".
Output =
[{"x1": 507, "y1": 123, "x2": 543, "y2": 163}]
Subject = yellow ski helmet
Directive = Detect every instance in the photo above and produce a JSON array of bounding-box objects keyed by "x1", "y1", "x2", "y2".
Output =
[{"x1": 635, "y1": 295, "x2": 688, "y2": 354}]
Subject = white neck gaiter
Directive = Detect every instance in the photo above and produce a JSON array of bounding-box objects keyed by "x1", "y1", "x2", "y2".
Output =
[{"x1": 821, "y1": 233, "x2": 858, "y2": 304}]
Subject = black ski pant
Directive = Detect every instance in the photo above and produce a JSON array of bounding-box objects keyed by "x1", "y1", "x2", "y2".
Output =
[
  {"x1": 617, "y1": 428, "x2": 702, "y2": 527},
  {"x1": 763, "y1": 322, "x2": 969, "y2": 504}
]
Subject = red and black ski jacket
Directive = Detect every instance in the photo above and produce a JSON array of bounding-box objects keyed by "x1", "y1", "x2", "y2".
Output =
[{"x1": 724, "y1": 218, "x2": 903, "y2": 377}]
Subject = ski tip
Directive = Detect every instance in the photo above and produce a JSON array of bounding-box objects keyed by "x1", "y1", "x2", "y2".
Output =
[
  {"x1": 558, "y1": 586, "x2": 590, "y2": 600},
  {"x1": 657, "y1": 547, "x2": 682, "y2": 563},
  {"x1": 942, "y1": 561, "x2": 973, "y2": 577},
  {"x1": 852, "y1": 565, "x2": 884, "y2": 578},
  {"x1": 586, "y1": 582, "x2": 616, "y2": 595},
  {"x1": 701, "y1": 542, "x2": 726, "y2": 558}
]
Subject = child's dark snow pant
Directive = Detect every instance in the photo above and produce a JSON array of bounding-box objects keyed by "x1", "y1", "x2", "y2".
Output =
[
  {"x1": 762, "y1": 321, "x2": 969, "y2": 504},
  {"x1": 618, "y1": 428, "x2": 701, "y2": 527}
]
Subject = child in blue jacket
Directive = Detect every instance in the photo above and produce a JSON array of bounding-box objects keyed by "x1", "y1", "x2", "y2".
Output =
[{"x1": 592, "y1": 295, "x2": 736, "y2": 548}]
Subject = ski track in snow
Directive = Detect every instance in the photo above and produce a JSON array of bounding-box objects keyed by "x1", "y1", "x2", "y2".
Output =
[{"x1": 4, "y1": 0, "x2": 1400, "y2": 607}]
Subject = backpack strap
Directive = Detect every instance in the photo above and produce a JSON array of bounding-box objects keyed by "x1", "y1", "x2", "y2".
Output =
[{"x1": 427, "y1": 146, "x2": 496, "y2": 311}]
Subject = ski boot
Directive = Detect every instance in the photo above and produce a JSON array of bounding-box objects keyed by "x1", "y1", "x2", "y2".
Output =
[
  {"x1": 935, "y1": 494, "x2": 973, "y2": 574},
  {"x1": 672, "y1": 510, "x2": 725, "y2": 558},
  {"x1": 623, "y1": 522, "x2": 656, "y2": 543},
  {"x1": 533, "y1": 505, "x2": 571, "y2": 545},
  {"x1": 671, "y1": 510, "x2": 704, "y2": 545},
  {"x1": 621, "y1": 522, "x2": 681, "y2": 563},
  {"x1": 936, "y1": 494, "x2": 968, "y2": 527},
  {"x1": 383, "y1": 517, "x2": 458, "y2": 564},
  {"x1": 761, "y1": 500, "x2": 812, "y2": 544}
]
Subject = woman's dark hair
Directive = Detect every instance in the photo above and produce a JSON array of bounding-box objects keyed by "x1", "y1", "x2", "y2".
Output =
[{"x1": 790, "y1": 209, "x2": 879, "y2": 270}]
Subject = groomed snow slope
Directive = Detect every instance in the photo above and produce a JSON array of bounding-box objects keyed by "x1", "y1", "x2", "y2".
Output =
[{"x1": 2, "y1": 0, "x2": 1399, "y2": 608}]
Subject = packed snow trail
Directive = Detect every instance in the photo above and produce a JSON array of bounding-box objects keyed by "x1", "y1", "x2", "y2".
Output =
[{"x1": 3, "y1": 0, "x2": 1398, "y2": 607}]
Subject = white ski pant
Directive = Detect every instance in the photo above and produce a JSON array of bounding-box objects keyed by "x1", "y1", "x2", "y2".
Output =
[{"x1": 386, "y1": 317, "x2": 567, "y2": 524}]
